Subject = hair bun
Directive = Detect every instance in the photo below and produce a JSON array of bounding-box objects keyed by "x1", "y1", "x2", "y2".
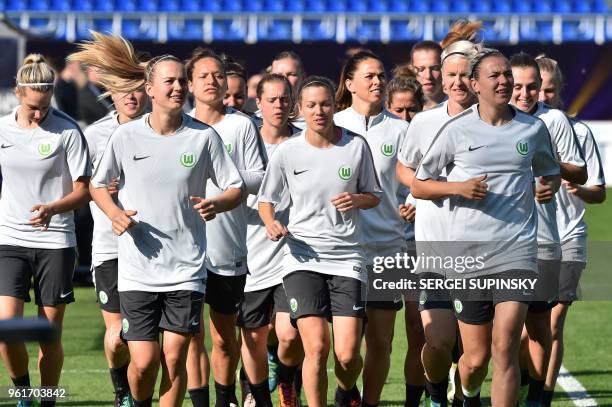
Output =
[{"x1": 22, "y1": 53, "x2": 46, "y2": 66}]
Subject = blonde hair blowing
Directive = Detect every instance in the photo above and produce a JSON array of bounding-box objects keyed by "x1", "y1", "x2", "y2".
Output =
[
  {"x1": 440, "y1": 20, "x2": 482, "y2": 49},
  {"x1": 16, "y1": 54, "x2": 55, "y2": 93},
  {"x1": 68, "y1": 31, "x2": 147, "y2": 96},
  {"x1": 441, "y1": 40, "x2": 480, "y2": 65}
]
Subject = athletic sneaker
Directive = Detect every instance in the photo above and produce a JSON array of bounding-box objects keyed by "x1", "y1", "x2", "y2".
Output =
[
  {"x1": 115, "y1": 391, "x2": 134, "y2": 407},
  {"x1": 267, "y1": 350, "x2": 279, "y2": 392},
  {"x1": 279, "y1": 382, "x2": 299, "y2": 407}
]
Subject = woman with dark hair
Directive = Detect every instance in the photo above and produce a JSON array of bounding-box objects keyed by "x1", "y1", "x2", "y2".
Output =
[
  {"x1": 239, "y1": 73, "x2": 303, "y2": 407},
  {"x1": 186, "y1": 47, "x2": 266, "y2": 407},
  {"x1": 221, "y1": 54, "x2": 248, "y2": 112},
  {"x1": 411, "y1": 47, "x2": 561, "y2": 407},
  {"x1": 536, "y1": 55, "x2": 606, "y2": 407},
  {"x1": 0, "y1": 53, "x2": 90, "y2": 407},
  {"x1": 69, "y1": 31, "x2": 148, "y2": 406},
  {"x1": 333, "y1": 50, "x2": 415, "y2": 407},
  {"x1": 259, "y1": 76, "x2": 381, "y2": 407},
  {"x1": 386, "y1": 75, "x2": 424, "y2": 123},
  {"x1": 89, "y1": 36, "x2": 245, "y2": 407}
]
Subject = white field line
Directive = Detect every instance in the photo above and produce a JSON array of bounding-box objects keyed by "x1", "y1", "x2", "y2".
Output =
[{"x1": 558, "y1": 365, "x2": 598, "y2": 406}]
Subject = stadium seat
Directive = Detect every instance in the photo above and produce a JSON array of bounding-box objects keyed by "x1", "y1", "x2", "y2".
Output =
[
  {"x1": 222, "y1": 0, "x2": 242, "y2": 12},
  {"x1": 347, "y1": 0, "x2": 367, "y2": 12},
  {"x1": 512, "y1": 0, "x2": 532, "y2": 12},
  {"x1": 257, "y1": 19, "x2": 292, "y2": 40},
  {"x1": 6, "y1": 0, "x2": 28, "y2": 10},
  {"x1": 285, "y1": 0, "x2": 304, "y2": 12},
  {"x1": 93, "y1": 0, "x2": 114, "y2": 12},
  {"x1": 29, "y1": 0, "x2": 50, "y2": 10},
  {"x1": 138, "y1": 0, "x2": 158, "y2": 11},
  {"x1": 305, "y1": 0, "x2": 325, "y2": 12},
  {"x1": 472, "y1": 0, "x2": 492, "y2": 13},
  {"x1": 122, "y1": 18, "x2": 158, "y2": 40},
  {"x1": 167, "y1": 18, "x2": 203, "y2": 40},
  {"x1": 389, "y1": 0, "x2": 409, "y2": 12},
  {"x1": 390, "y1": 19, "x2": 423, "y2": 40},
  {"x1": 409, "y1": 0, "x2": 429, "y2": 13},
  {"x1": 76, "y1": 18, "x2": 113, "y2": 39},
  {"x1": 327, "y1": 0, "x2": 347, "y2": 12},
  {"x1": 562, "y1": 19, "x2": 595, "y2": 41},
  {"x1": 346, "y1": 19, "x2": 380, "y2": 42},
  {"x1": 263, "y1": 0, "x2": 284, "y2": 12},
  {"x1": 73, "y1": 0, "x2": 93, "y2": 11},
  {"x1": 431, "y1": 0, "x2": 450, "y2": 12},
  {"x1": 451, "y1": 0, "x2": 471, "y2": 13},
  {"x1": 533, "y1": 0, "x2": 553, "y2": 13},
  {"x1": 201, "y1": 0, "x2": 222, "y2": 11},
  {"x1": 481, "y1": 18, "x2": 511, "y2": 41},
  {"x1": 573, "y1": 0, "x2": 592, "y2": 12},
  {"x1": 213, "y1": 19, "x2": 247, "y2": 41},
  {"x1": 520, "y1": 19, "x2": 553, "y2": 41},
  {"x1": 158, "y1": 0, "x2": 178, "y2": 11},
  {"x1": 244, "y1": 0, "x2": 264, "y2": 12},
  {"x1": 553, "y1": 0, "x2": 572, "y2": 13},
  {"x1": 115, "y1": 0, "x2": 136, "y2": 11},
  {"x1": 301, "y1": 19, "x2": 335, "y2": 41},
  {"x1": 593, "y1": 0, "x2": 607, "y2": 12},
  {"x1": 491, "y1": 0, "x2": 511, "y2": 12},
  {"x1": 369, "y1": 0, "x2": 388, "y2": 12}
]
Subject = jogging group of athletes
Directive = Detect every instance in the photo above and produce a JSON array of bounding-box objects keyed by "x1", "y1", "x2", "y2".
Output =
[{"x1": 0, "y1": 18, "x2": 606, "y2": 407}]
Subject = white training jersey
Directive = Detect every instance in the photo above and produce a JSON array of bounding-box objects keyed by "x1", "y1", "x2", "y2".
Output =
[
  {"x1": 0, "y1": 107, "x2": 90, "y2": 249},
  {"x1": 398, "y1": 101, "x2": 453, "y2": 243},
  {"x1": 86, "y1": 111, "x2": 121, "y2": 266},
  {"x1": 334, "y1": 107, "x2": 408, "y2": 264},
  {"x1": 258, "y1": 128, "x2": 382, "y2": 282},
  {"x1": 533, "y1": 102, "x2": 585, "y2": 260},
  {"x1": 189, "y1": 107, "x2": 266, "y2": 276},
  {"x1": 245, "y1": 123, "x2": 301, "y2": 292},
  {"x1": 415, "y1": 105, "x2": 560, "y2": 276},
  {"x1": 91, "y1": 113, "x2": 244, "y2": 293},
  {"x1": 556, "y1": 119, "x2": 605, "y2": 263}
]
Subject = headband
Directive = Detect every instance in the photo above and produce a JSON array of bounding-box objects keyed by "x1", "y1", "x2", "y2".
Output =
[{"x1": 17, "y1": 82, "x2": 54, "y2": 87}]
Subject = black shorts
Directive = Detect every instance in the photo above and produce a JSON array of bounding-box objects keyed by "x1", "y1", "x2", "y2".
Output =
[
  {"x1": 283, "y1": 270, "x2": 365, "y2": 326},
  {"x1": 417, "y1": 273, "x2": 453, "y2": 312},
  {"x1": 119, "y1": 290, "x2": 204, "y2": 341},
  {"x1": 366, "y1": 298, "x2": 403, "y2": 311},
  {"x1": 558, "y1": 261, "x2": 585, "y2": 304},
  {"x1": 93, "y1": 259, "x2": 120, "y2": 313},
  {"x1": 450, "y1": 270, "x2": 535, "y2": 325},
  {"x1": 205, "y1": 271, "x2": 247, "y2": 315},
  {"x1": 0, "y1": 245, "x2": 76, "y2": 306},
  {"x1": 528, "y1": 259, "x2": 561, "y2": 313},
  {"x1": 237, "y1": 284, "x2": 290, "y2": 329}
]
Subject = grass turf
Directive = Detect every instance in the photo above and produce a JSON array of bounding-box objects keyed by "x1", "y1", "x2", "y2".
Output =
[{"x1": 0, "y1": 190, "x2": 610, "y2": 406}]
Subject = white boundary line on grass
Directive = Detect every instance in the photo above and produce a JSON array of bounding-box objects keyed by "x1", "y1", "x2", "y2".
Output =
[{"x1": 558, "y1": 365, "x2": 598, "y2": 406}]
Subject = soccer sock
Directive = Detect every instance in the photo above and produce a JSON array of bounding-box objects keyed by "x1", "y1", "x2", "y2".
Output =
[
  {"x1": 248, "y1": 380, "x2": 273, "y2": 407},
  {"x1": 278, "y1": 361, "x2": 298, "y2": 385},
  {"x1": 520, "y1": 369, "x2": 530, "y2": 388},
  {"x1": 109, "y1": 363, "x2": 130, "y2": 394},
  {"x1": 404, "y1": 383, "x2": 426, "y2": 407},
  {"x1": 334, "y1": 385, "x2": 359, "y2": 407},
  {"x1": 215, "y1": 381, "x2": 236, "y2": 407},
  {"x1": 189, "y1": 385, "x2": 210, "y2": 407},
  {"x1": 425, "y1": 377, "x2": 448, "y2": 404},
  {"x1": 267, "y1": 343, "x2": 279, "y2": 362},
  {"x1": 132, "y1": 396, "x2": 153, "y2": 407},
  {"x1": 461, "y1": 386, "x2": 481, "y2": 407},
  {"x1": 527, "y1": 378, "x2": 545, "y2": 403},
  {"x1": 11, "y1": 373, "x2": 30, "y2": 387},
  {"x1": 541, "y1": 390, "x2": 554, "y2": 407},
  {"x1": 452, "y1": 396, "x2": 464, "y2": 407}
]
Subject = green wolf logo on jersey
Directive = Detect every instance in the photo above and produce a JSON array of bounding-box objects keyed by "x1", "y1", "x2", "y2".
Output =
[
  {"x1": 289, "y1": 298, "x2": 298, "y2": 313},
  {"x1": 381, "y1": 143, "x2": 395, "y2": 157},
  {"x1": 180, "y1": 152, "x2": 196, "y2": 168},
  {"x1": 338, "y1": 165, "x2": 353, "y2": 181},
  {"x1": 122, "y1": 318, "x2": 129, "y2": 334},
  {"x1": 38, "y1": 143, "x2": 52, "y2": 156},
  {"x1": 516, "y1": 140, "x2": 529, "y2": 156},
  {"x1": 453, "y1": 299, "x2": 463, "y2": 314},
  {"x1": 225, "y1": 143, "x2": 233, "y2": 154}
]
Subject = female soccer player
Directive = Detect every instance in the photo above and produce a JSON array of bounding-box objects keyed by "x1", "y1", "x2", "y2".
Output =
[
  {"x1": 259, "y1": 76, "x2": 381, "y2": 407},
  {"x1": 239, "y1": 73, "x2": 303, "y2": 407},
  {"x1": 411, "y1": 47, "x2": 561, "y2": 407},
  {"x1": 510, "y1": 52, "x2": 586, "y2": 406},
  {"x1": 385, "y1": 75, "x2": 424, "y2": 123},
  {"x1": 90, "y1": 41, "x2": 245, "y2": 407},
  {"x1": 333, "y1": 51, "x2": 414, "y2": 407},
  {"x1": 536, "y1": 55, "x2": 606, "y2": 407},
  {"x1": 396, "y1": 38, "x2": 479, "y2": 407},
  {"x1": 0, "y1": 54, "x2": 91, "y2": 407},
  {"x1": 186, "y1": 47, "x2": 266, "y2": 407},
  {"x1": 69, "y1": 32, "x2": 148, "y2": 406},
  {"x1": 222, "y1": 55, "x2": 248, "y2": 112}
]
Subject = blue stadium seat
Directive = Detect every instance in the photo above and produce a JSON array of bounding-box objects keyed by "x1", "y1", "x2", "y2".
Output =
[
  {"x1": 122, "y1": 19, "x2": 158, "y2": 40},
  {"x1": 533, "y1": 0, "x2": 552, "y2": 13},
  {"x1": 158, "y1": 0, "x2": 179, "y2": 11},
  {"x1": 77, "y1": 18, "x2": 113, "y2": 39},
  {"x1": 244, "y1": 0, "x2": 264, "y2": 12},
  {"x1": 201, "y1": 0, "x2": 222, "y2": 11},
  {"x1": 347, "y1": 0, "x2": 367, "y2": 12},
  {"x1": 138, "y1": 0, "x2": 158, "y2": 11},
  {"x1": 257, "y1": 19, "x2": 292, "y2": 40},
  {"x1": 562, "y1": 20, "x2": 594, "y2": 41},
  {"x1": 222, "y1": 0, "x2": 242, "y2": 12},
  {"x1": 73, "y1": 0, "x2": 93, "y2": 11},
  {"x1": 390, "y1": 19, "x2": 423, "y2": 40},
  {"x1": 301, "y1": 20, "x2": 335, "y2": 41},
  {"x1": 305, "y1": 0, "x2": 325, "y2": 12},
  {"x1": 451, "y1": 0, "x2": 471, "y2": 12},
  {"x1": 472, "y1": 0, "x2": 492, "y2": 12},
  {"x1": 263, "y1": 0, "x2": 284, "y2": 12},
  {"x1": 115, "y1": 0, "x2": 136, "y2": 11},
  {"x1": 431, "y1": 0, "x2": 450, "y2": 12},
  {"x1": 327, "y1": 0, "x2": 347, "y2": 12},
  {"x1": 346, "y1": 20, "x2": 380, "y2": 41},
  {"x1": 553, "y1": 0, "x2": 572, "y2": 12},
  {"x1": 29, "y1": 17, "x2": 67, "y2": 39},
  {"x1": 512, "y1": 0, "x2": 532, "y2": 12},
  {"x1": 94, "y1": 0, "x2": 114, "y2": 12},
  {"x1": 167, "y1": 19, "x2": 203, "y2": 40},
  {"x1": 369, "y1": 0, "x2": 388, "y2": 12},
  {"x1": 213, "y1": 19, "x2": 247, "y2": 41},
  {"x1": 521, "y1": 20, "x2": 553, "y2": 41},
  {"x1": 285, "y1": 0, "x2": 304, "y2": 11},
  {"x1": 573, "y1": 0, "x2": 592, "y2": 12},
  {"x1": 50, "y1": 0, "x2": 70, "y2": 10},
  {"x1": 6, "y1": 0, "x2": 28, "y2": 10},
  {"x1": 481, "y1": 19, "x2": 511, "y2": 41},
  {"x1": 593, "y1": 0, "x2": 607, "y2": 12},
  {"x1": 492, "y1": 0, "x2": 511, "y2": 12},
  {"x1": 409, "y1": 0, "x2": 429, "y2": 13},
  {"x1": 389, "y1": 0, "x2": 409, "y2": 12},
  {"x1": 29, "y1": 0, "x2": 50, "y2": 10}
]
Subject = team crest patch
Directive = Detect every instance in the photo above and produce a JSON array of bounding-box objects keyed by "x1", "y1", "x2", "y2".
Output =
[
  {"x1": 419, "y1": 291, "x2": 427, "y2": 305},
  {"x1": 225, "y1": 143, "x2": 233, "y2": 154},
  {"x1": 289, "y1": 298, "x2": 298, "y2": 313},
  {"x1": 516, "y1": 140, "x2": 529, "y2": 156},
  {"x1": 381, "y1": 143, "x2": 395, "y2": 157},
  {"x1": 180, "y1": 152, "x2": 196, "y2": 168},
  {"x1": 453, "y1": 299, "x2": 463, "y2": 314},
  {"x1": 99, "y1": 291, "x2": 108, "y2": 305},
  {"x1": 338, "y1": 165, "x2": 353, "y2": 181},
  {"x1": 122, "y1": 318, "x2": 129, "y2": 334},
  {"x1": 38, "y1": 143, "x2": 52, "y2": 156}
]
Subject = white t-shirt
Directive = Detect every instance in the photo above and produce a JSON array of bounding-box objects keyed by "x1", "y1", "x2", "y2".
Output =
[
  {"x1": 258, "y1": 128, "x2": 382, "y2": 282},
  {"x1": 0, "y1": 107, "x2": 90, "y2": 249},
  {"x1": 91, "y1": 114, "x2": 244, "y2": 292}
]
